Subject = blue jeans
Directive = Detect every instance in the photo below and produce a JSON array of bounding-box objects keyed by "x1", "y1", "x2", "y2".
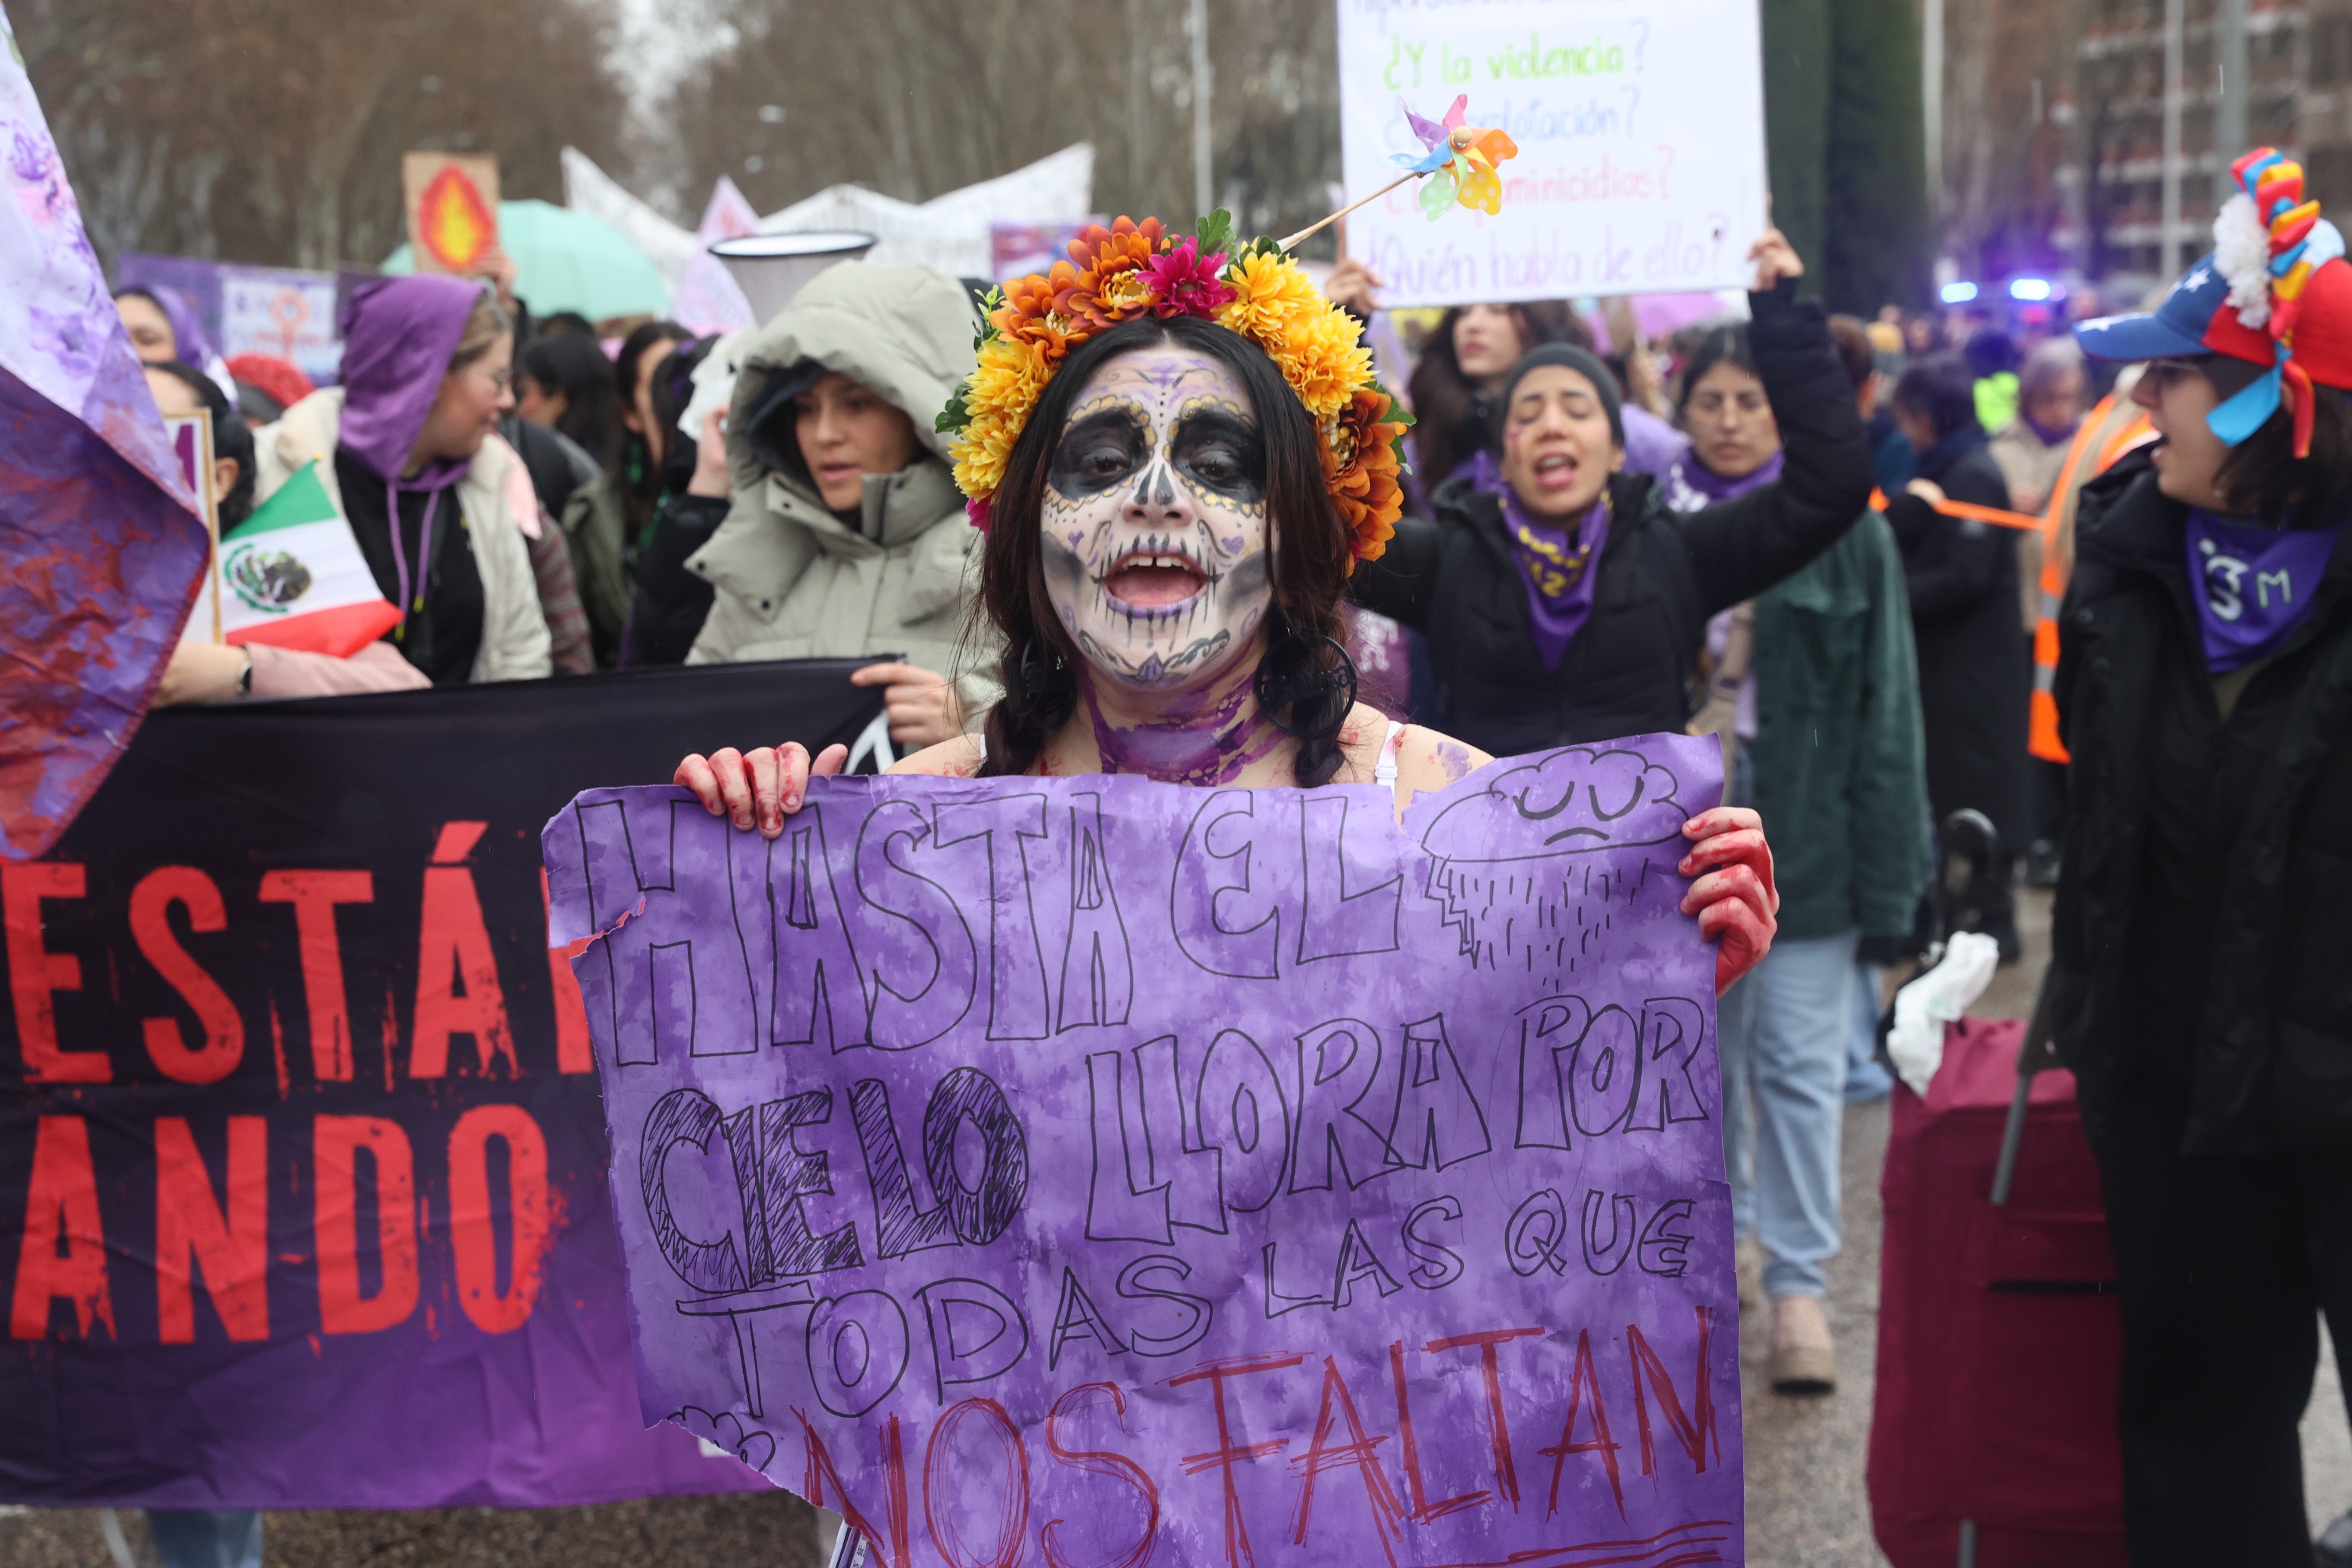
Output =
[
  {"x1": 1717, "y1": 928, "x2": 1857, "y2": 1299},
  {"x1": 1846, "y1": 961, "x2": 1893, "y2": 1101},
  {"x1": 148, "y1": 1510, "x2": 262, "y2": 1568}
]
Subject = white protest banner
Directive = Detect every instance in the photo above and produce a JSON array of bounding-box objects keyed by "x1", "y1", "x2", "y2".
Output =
[{"x1": 1337, "y1": 0, "x2": 1769, "y2": 305}]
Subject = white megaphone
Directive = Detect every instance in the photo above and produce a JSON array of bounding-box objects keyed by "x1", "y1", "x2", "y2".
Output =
[{"x1": 708, "y1": 231, "x2": 877, "y2": 324}]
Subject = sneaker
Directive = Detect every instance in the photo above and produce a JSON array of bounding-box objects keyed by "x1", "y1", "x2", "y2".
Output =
[
  {"x1": 2317, "y1": 1505, "x2": 2352, "y2": 1567},
  {"x1": 1768, "y1": 1295, "x2": 1836, "y2": 1395},
  {"x1": 1844, "y1": 1054, "x2": 1893, "y2": 1104}
]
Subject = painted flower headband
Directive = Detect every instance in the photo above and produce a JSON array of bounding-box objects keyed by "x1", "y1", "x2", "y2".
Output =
[
  {"x1": 939, "y1": 98, "x2": 1518, "y2": 573},
  {"x1": 2211, "y1": 147, "x2": 2348, "y2": 455}
]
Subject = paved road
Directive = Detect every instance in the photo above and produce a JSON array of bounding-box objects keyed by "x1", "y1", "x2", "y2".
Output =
[{"x1": 6, "y1": 894, "x2": 2345, "y2": 1567}]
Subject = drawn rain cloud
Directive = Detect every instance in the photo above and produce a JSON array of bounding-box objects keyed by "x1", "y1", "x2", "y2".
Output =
[{"x1": 1416, "y1": 747, "x2": 1688, "y2": 971}]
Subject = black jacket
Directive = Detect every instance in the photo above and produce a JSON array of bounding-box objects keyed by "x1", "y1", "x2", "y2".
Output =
[
  {"x1": 1352, "y1": 283, "x2": 1874, "y2": 757},
  {"x1": 621, "y1": 492, "x2": 724, "y2": 667},
  {"x1": 1883, "y1": 433, "x2": 2034, "y2": 852},
  {"x1": 2051, "y1": 454, "x2": 2352, "y2": 1153}
]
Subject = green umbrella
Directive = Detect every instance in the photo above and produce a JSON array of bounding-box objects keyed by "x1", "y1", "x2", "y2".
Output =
[{"x1": 381, "y1": 198, "x2": 671, "y2": 321}]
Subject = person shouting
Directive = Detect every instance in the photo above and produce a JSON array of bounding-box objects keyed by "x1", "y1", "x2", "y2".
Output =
[
  {"x1": 1350, "y1": 229, "x2": 1875, "y2": 761},
  {"x1": 2061, "y1": 153, "x2": 2352, "y2": 1567}
]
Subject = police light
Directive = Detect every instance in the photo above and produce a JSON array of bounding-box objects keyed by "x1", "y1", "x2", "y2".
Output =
[
  {"x1": 2008, "y1": 277, "x2": 2054, "y2": 302},
  {"x1": 1940, "y1": 281, "x2": 1980, "y2": 304}
]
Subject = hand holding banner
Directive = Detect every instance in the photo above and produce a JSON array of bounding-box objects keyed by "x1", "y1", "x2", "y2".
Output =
[{"x1": 546, "y1": 733, "x2": 1742, "y2": 1566}]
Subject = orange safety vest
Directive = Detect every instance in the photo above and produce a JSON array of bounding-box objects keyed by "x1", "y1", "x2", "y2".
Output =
[
  {"x1": 1868, "y1": 399, "x2": 2153, "y2": 764},
  {"x1": 2024, "y1": 397, "x2": 2156, "y2": 763}
]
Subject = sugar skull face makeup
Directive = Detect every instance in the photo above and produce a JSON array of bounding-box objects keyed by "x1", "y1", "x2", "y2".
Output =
[{"x1": 1040, "y1": 347, "x2": 1274, "y2": 692}]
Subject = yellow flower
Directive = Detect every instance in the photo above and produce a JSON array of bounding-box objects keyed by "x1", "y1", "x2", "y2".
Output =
[
  {"x1": 951, "y1": 408, "x2": 1019, "y2": 502},
  {"x1": 1266, "y1": 304, "x2": 1375, "y2": 423},
  {"x1": 1216, "y1": 253, "x2": 1374, "y2": 422},
  {"x1": 949, "y1": 335, "x2": 1052, "y2": 502},
  {"x1": 1216, "y1": 251, "x2": 1326, "y2": 345}
]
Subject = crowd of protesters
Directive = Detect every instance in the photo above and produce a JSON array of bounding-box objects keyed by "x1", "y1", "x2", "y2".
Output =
[{"x1": 109, "y1": 191, "x2": 2352, "y2": 1567}]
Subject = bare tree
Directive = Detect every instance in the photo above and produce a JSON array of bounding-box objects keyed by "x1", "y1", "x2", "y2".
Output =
[
  {"x1": 15, "y1": 0, "x2": 630, "y2": 271},
  {"x1": 656, "y1": 0, "x2": 1343, "y2": 251}
]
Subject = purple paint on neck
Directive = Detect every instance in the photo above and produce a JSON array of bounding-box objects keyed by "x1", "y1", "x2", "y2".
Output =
[{"x1": 1085, "y1": 670, "x2": 1281, "y2": 785}]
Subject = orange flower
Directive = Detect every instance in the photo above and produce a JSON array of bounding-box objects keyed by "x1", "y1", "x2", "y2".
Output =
[
  {"x1": 1053, "y1": 216, "x2": 1170, "y2": 334},
  {"x1": 990, "y1": 272, "x2": 1081, "y2": 360},
  {"x1": 1320, "y1": 387, "x2": 1408, "y2": 569}
]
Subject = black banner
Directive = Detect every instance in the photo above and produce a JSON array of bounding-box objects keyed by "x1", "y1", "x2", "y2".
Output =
[{"x1": 0, "y1": 661, "x2": 882, "y2": 1507}]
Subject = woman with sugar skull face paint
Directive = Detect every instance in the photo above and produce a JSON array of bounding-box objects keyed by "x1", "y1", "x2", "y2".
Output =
[{"x1": 675, "y1": 220, "x2": 1782, "y2": 994}]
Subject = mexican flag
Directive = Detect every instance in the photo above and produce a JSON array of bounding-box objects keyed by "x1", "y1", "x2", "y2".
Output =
[{"x1": 217, "y1": 460, "x2": 401, "y2": 656}]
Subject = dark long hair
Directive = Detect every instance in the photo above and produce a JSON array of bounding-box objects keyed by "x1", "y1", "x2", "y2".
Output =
[
  {"x1": 520, "y1": 331, "x2": 625, "y2": 471},
  {"x1": 1407, "y1": 300, "x2": 1590, "y2": 487},
  {"x1": 615, "y1": 318, "x2": 688, "y2": 530},
  {"x1": 977, "y1": 315, "x2": 1356, "y2": 786},
  {"x1": 2215, "y1": 375, "x2": 2352, "y2": 525}
]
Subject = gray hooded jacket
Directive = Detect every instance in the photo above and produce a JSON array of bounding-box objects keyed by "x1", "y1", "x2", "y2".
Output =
[{"x1": 684, "y1": 263, "x2": 998, "y2": 720}]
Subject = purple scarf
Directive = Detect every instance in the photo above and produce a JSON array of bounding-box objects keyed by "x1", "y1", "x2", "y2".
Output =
[
  {"x1": 337, "y1": 275, "x2": 485, "y2": 628},
  {"x1": 2184, "y1": 510, "x2": 2345, "y2": 673},
  {"x1": 1472, "y1": 450, "x2": 1610, "y2": 671},
  {"x1": 1660, "y1": 447, "x2": 1782, "y2": 514}
]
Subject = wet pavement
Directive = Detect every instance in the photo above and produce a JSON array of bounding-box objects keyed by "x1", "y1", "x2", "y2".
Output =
[{"x1": 5, "y1": 896, "x2": 2345, "y2": 1567}]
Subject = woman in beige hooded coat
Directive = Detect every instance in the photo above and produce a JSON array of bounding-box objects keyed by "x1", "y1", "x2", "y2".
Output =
[{"x1": 686, "y1": 263, "x2": 997, "y2": 747}]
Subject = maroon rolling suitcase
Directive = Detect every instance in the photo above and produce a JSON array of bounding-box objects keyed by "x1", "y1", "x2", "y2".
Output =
[{"x1": 1867, "y1": 1012, "x2": 2128, "y2": 1567}]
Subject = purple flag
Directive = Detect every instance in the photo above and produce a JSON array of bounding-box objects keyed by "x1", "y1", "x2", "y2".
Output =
[
  {"x1": 544, "y1": 735, "x2": 1743, "y2": 1567},
  {"x1": 0, "y1": 8, "x2": 209, "y2": 859}
]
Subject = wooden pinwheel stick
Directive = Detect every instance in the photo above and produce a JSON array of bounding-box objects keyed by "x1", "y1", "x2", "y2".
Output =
[{"x1": 1279, "y1": 171, "x2": 1420, "y2": 252}]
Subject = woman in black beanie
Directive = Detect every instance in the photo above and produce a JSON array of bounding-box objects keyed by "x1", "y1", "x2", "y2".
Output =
[{"x1": 1354, "y1": 230, "x2": 1875, "y2": 756}]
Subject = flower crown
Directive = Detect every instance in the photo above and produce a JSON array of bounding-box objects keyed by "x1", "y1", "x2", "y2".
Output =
[
  {"x1": 936, "y1": 211, "x2": 1413, "y2": 572},
  {"x1": 2211, "y1": 147, "x2": 2348, "y2": 455}
]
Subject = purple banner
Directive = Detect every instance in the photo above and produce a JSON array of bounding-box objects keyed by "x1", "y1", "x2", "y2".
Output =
[
  {"x1": 544, "y1": 734, "x2": 1741, "y2": 1567},
  {"x1": 0, "y1": 12, "x2": 207, "y2": 861},
  {"x1": 2, "y1": 662, "x2": 885, "y2": 1507}
]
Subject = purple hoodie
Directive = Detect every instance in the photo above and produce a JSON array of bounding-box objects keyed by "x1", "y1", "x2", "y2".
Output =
[
  {"x1": 149, "y1": 285, "x2": 216, "y2": 371},
  {"x1": 334, "y1": 274, "x2": 487, "y2": 627},
  {"x1": 336, "y1": 274, "x2": 483, "y2": 484}
]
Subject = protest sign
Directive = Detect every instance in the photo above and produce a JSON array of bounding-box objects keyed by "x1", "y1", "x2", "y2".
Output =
[
  {"x1": 1336, "y1": 0, "x2": 1769, "y2": 306},
  {"x1": 0, "y1": 662, "x2": 885, "y2": 1506},
  {"x1": 119, "y1": 254, "x2": 345, "y2": 384},
  {"x1": 219, "y1": 265, "x2": 341, "y2": 384},
  {"x1": 546, "y1": 734, "x2": 1740, "y2": 1566},
  {"x1": 404, "y1": 152, "x2": 502, "y2": 276}
]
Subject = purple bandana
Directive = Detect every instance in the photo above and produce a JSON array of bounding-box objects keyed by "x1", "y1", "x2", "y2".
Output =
[
  {"x1": 1660, "y1": 447, "x2": 1783, "y2": 514},
  {"x1": 2184, "y1": 509, "x2": 2345, "y2": 672},
  {"x1": 1474, "y1": 451, "x2": 1609, "y2": 671}
]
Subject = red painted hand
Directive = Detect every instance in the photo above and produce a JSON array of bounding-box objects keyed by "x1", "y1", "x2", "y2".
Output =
[{"x1": 1675, "y1": 806, "x2": 1779, "y2": 995}]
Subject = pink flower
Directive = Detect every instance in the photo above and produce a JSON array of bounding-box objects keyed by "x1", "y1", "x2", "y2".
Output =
[
  {"x1": 965, "y1": 495, "x2": 993, "y2": 533},
  {"x1": 1142, "y1": 239, "x2": 1234, "y2": 319}
]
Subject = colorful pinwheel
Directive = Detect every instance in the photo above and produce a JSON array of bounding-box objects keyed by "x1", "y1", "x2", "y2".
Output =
[{"x1": 1390, "y1": 95, "x2": 1519, "y2": 218}]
